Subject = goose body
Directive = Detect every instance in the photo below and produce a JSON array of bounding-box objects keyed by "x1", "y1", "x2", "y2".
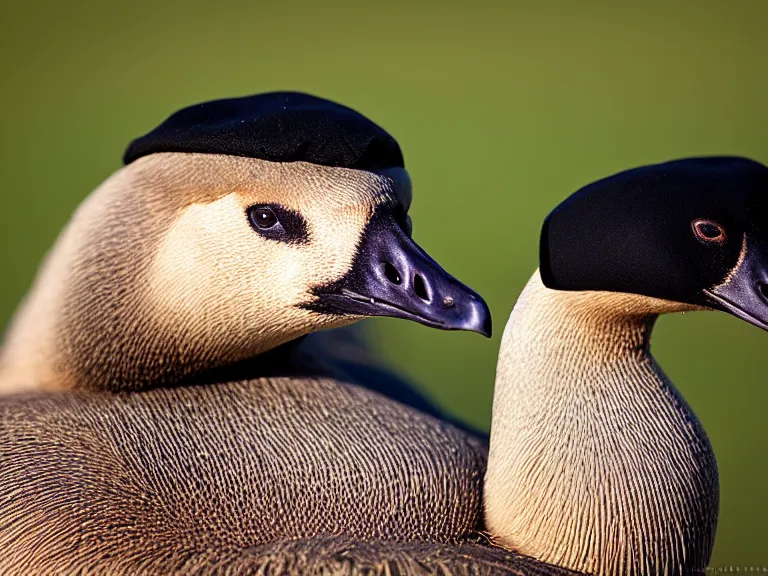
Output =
[
  {"x1": 0, "y1": 358, "x2": 487, "y2": 573},
  {"x1": 0, "y1": 93, "x2": 497, "y2": 573}
]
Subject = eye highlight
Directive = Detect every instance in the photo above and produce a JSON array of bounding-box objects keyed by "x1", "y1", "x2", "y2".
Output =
[
  {"x1": 250, "y1": 207, "x2": 278, "y2": 230},
  {"x1": 692, "y1": 219, "x2": 727, "y2": 245},
  {"x1": 246, "y1": 204, "x2": 310, "y2": 245}
]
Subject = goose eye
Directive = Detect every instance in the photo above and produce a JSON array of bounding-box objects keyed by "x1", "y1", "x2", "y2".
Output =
[
  {"x1": 246, "y1": 204, "x2": 310, "y2": 245},
  {"x1": 692, "y1": 219, "x2": 727, "y2": 245},
  {"x1": 250, "y1": 207, "x2": 278, "y2": 230}
]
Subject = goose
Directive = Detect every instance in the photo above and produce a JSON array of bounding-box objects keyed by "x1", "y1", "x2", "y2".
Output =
[{"x1": 0, "y1": 92, "x2": 497, "y2": 573}]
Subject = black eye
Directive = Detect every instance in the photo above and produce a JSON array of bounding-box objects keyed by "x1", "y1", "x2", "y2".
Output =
[
  {"x1": 250, "y1": 207, "x2": 278, "y2": 230},
  {"x1": 246, "y1": 204, "x2": 310, "y2": 245},
  {"x1": 692, "y1": 219, "x2": 727, "y2": 245}
]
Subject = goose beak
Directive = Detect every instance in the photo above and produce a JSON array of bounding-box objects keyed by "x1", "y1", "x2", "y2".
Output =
[
  {"x1": 307, "y1": 213, "x2": 492, "y2": 337},
  {"x1": 703, "y1": 240, "x2": 768, "y2": 331}
]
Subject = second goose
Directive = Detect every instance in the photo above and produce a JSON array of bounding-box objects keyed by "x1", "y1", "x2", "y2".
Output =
[{"x1": 485, "y1": 156, "x2": 768, "y2": 575}]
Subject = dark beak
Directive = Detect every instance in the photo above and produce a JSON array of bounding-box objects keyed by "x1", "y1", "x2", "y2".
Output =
[
  {"x1": 306, "y1": 213, "x2": 492, "y2": 337},
  {"x1": 703, "y1": 239, "x2": 768, "y2": 331}
]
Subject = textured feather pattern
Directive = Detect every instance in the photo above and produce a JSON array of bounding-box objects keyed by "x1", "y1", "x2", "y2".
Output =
[
  {"x1": 0, "y1": 376, "x2": 493, "y2": 574},
  {"x1": 485, "y1": 271, "x2": 719, "y2": 576}
]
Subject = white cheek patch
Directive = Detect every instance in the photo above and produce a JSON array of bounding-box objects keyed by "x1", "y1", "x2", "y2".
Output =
[
  {"x1": 149, "y1": 195, "x2": 286, "y2": 325},
  {"x1": 148, "y1": 188, "x2": 370, "y2": 345}
]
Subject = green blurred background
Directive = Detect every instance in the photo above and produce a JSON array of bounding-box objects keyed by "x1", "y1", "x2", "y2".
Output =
[{"x1": 2, "y1": 0, "x2": 766, "y2": 566}]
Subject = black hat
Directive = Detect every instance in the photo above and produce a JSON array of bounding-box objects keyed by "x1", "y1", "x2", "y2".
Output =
[
  {"x1": 123, "y1": 92, "x2": 404, "y2": 172},
  {"x1": 540, "y1": 156, "x2": 768, "y2": 305}
]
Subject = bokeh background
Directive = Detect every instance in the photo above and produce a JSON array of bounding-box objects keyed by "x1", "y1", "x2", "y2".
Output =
[{"x1": 2, "y1": 1, "x2": 766, "y2": 566}]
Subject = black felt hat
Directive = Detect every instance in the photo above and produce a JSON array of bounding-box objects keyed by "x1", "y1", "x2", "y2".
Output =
[{"x1": 123, "y1": 92, "x2": 404, "y2": 172}]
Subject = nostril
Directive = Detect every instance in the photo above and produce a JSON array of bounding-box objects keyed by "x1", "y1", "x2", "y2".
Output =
[
  {"x1": 383, "y1": 262, "x2": 402, "y2": 285},
  {"x1": 759, "y1": 283, "x2": 768, "y2": 302},
  {"x1": 413, "y1": 274, "x2": 429, "y2": 301}
]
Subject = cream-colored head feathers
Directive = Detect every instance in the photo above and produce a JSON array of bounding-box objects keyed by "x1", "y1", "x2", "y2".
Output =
[{"x1": 0, "y1": 153, "x2": 411, "y2": 392}]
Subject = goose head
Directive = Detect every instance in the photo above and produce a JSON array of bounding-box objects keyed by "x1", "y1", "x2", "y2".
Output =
[
  {"x1": 0, "y1": 92, "x2": 491, "y2": 393},
  {"x1": 541, "y1": 156, "x2": 768, "y2": 328}
]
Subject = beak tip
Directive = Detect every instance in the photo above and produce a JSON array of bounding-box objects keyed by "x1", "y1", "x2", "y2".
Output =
[
  {"x1": 462, "y1": 296, "x2": 493, "y2": 338},
  {"x1": 481, "y1": 313, "x2": 493, "y2": 339}
]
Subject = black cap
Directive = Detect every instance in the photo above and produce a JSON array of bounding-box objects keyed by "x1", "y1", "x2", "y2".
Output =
[
  {"x1": 123, "y1": 92, "x2": 404, "y2": 172},
  {"x1": 540, "y1": 156, "x2": 768, "y2": 304}
]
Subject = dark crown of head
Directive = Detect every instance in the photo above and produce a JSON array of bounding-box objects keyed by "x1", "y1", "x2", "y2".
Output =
[{"x1": 123, "y1": 91, "x2": 404, "y2": 172}]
